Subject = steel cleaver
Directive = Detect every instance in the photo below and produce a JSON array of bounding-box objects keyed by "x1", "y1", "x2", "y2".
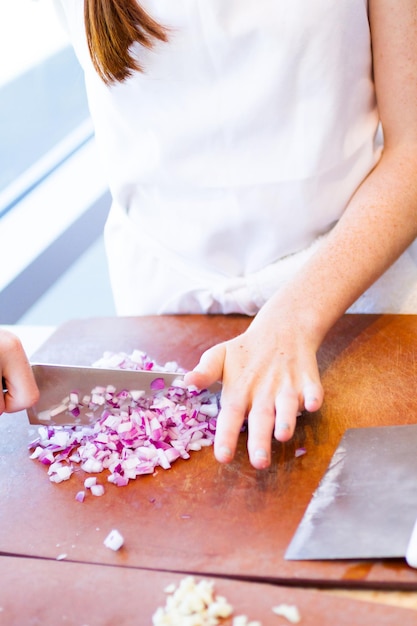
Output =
[
  {"x1": 285, "y1": 424, "x2": 417, "y2": 565},
  {"x1": 25, "y1": 363, "x2": 220, "y2": 426}
]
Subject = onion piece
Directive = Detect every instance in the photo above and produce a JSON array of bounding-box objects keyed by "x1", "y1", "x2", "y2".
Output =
[
  {"x1": 90, "y1": 483, "x2": 105, "y2": 496},
  {"x1": 48, "y1": 462, "x2": 73, "y2": 483},
  {"x1": 75, "y1": 490, "x2": 85, "y2": 502},
  {"x1": 294, "y1": 447, "x2": 306, "y2": 458},
  {"x1": 104, "y1": 529, "x2": 124, "y2": 551},
  {"x1": 150, "y1": 377, "x2": 166, "y2": 391}
]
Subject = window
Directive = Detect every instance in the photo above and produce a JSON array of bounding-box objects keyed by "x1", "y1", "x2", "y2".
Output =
[{"x1": 0, "y1": 0, "x2": 113, "y2": 324}]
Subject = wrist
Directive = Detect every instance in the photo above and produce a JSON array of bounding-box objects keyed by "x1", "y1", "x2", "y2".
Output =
[{"x1": 257, "y1": 286, "x2": 339, "y2": 351}]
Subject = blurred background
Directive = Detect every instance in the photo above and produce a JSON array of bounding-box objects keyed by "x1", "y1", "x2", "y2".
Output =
[{"x1": 0, "y1": 0, "x2": 116, "y2": 326}]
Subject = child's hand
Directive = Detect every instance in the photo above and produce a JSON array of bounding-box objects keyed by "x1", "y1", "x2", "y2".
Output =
[
  {"x1": 184, "y1": 297, "x2": 323, "y2": 469},
  {"x1": 0, "y1": 330, "x2": 39, "y2": 414}
]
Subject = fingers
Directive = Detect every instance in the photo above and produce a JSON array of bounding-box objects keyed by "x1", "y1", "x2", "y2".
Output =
[
  {"x1": 272, "y1": 378, "x2": 324, "y2": 442},
  {"x1": 273, "y1": 385, "x2": 300, "y2": 443},
  {"x1": 214, "y1": 399, "x2": 247, "y2": 464},
  {"x1": 0, "y1": 330, "x2": 39, "y2": 414},
  {"x1": 183, "y1": 343, "x2": 225, "y2": 389},
  {"x1": 184, "y1": 343, "x2": 247, "y2": 464},
  {"x1": 302, "y1": 381, "x2": 324, "y2": 413},
  {"x1": 216, "y1": 375, "x2": 324, "y2": 470},
  {"x1": 0, "y1": 381, "x2": 5, "y2": 415},
  {"x1": 246, "y1": 400, "x2": 275, "y2": 469},
  {"x1": 183, "y1": 335, "x2": 325, "y2": 471}
]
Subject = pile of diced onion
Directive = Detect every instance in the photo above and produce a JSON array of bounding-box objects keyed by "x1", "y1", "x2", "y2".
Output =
[{"x1": 28, "y1": 351, "x2": 220, "y2": 493}]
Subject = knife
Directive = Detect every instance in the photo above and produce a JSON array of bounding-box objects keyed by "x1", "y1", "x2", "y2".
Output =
[
  {"x1": 25, "y1": 363, "x2": 220, "y2": 426},
  {"x1": 285, "y1": 424, "x2": 417, "y2": 564}
]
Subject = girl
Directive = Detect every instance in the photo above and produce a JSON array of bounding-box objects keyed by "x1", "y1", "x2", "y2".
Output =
[{"x1": 55, "y1": 0, "x2": 417, "y2": 468}]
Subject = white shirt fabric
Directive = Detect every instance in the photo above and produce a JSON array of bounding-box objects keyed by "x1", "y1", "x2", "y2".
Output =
[{"x1": 55, "y1": 0, "x2": 417, "y2": 314}]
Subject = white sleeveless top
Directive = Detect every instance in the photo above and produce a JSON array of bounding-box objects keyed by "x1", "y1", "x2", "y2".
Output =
[{"x1": 55, "y1": 0, "x2": 417, "y2": 314}]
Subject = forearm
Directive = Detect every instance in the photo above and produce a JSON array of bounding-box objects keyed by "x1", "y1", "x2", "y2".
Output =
[{"x1": 269, "y1": 144, "x2": 417, "y2": 346}]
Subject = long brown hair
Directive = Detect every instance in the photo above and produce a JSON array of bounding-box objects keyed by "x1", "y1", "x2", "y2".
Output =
[{"x1": 84, "y1": 0, "x2": 169, "y2": 84}]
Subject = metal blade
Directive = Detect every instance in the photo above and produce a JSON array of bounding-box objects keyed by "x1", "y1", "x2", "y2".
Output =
[
  {"x1": 285, "y1": 424, "x2": 417, "y2": 561},
  {"x1": 27, "y1": 363, "x2": 219, "y2": 426}
]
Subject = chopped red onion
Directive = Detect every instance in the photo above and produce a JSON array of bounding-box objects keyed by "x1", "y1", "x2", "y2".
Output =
[
  {"x1": 104, "y1": 528, "x2": 124, "y2": 551},
  {"x1": 294, "y1": 447, "x2": 307, "y2": 458},
  {"x1": 75, "y1": 490, "x2": 85, "y2": 502},
  {"x1": 150, "y1": 377, "x2": 166, "y2": 391},
  {"x1": 48, "y1": 462, "x2": 73, "y2": 483},
  {"x1": 28, "y1": 351, "x2": 220, "y2": 495},
  {"x1": 91, "y1": 483, "x2": 105, "y2": 497},
  {"x1": 49, "y1": 403, "x2": 68, "y2": 418}
]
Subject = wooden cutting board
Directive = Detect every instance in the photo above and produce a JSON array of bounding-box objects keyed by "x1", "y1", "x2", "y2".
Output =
[
  {"x1": 1, "y1": 555, "x2": 416, "y2": 626},
  {"x1": 2, "y1": 314, "x2": 417, "y2": 588}
]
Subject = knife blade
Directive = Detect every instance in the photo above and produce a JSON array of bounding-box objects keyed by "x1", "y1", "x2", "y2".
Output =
[
  {"x1": 285, "y1": 424, "x2": 417, "y2": 562},
  {"x1": 26, "y1": 363, "x2": 220, "y2": 426}
]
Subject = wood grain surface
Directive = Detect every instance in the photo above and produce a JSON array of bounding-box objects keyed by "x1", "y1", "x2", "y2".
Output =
[
  {"x1": 2, "y1": 314, "x2": 417, "y2": 590},
  {"x1": 1, "y1": 556, "x2": 417, "y2": 626}
]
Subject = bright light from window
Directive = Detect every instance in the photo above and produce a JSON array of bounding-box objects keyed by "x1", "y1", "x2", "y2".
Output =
[{"x1": 0, "y1": 0, "x2": 69, "y2": 87}]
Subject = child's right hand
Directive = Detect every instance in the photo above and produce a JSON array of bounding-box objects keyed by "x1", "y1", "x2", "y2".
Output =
[{"x1": 0, "y1": 330, "x2": 39, "y2": 415}]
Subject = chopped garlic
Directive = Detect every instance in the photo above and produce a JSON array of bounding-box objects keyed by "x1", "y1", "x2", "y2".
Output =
[
  {"x1": 232, "y1": 617, "x2": 262, "y2": 626},
  {"x1": 152, "y1": 576, "x2": 233, "y2": 625},
  {"x1": 272, "y1": 604, "x2": 301, "y2": 623}
]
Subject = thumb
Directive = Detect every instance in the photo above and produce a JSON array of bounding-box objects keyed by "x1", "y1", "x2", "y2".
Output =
[{"x1": 184, "y1": 342, "x2": 226, "y2": 389}]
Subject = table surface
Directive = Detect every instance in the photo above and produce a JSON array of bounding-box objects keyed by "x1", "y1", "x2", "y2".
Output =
[
  {"x1": 1, "y1": 556, "x2": 416, "y2": 626},
  {"x1": 2, "y1": 314, "x2": 417, "y2": 623}
]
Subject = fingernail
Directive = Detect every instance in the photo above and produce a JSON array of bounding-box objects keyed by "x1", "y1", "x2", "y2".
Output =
[
  {"x1": 304, "y1": 396, "x2": 319, "y2": 412},
  {"x1": 254, "y1": 448, "x2": 268, "y2": 460},
  {"x1": 275, "y1": 422, "x2": 291, "y2": 433},
  {"x1": 276, "y1": 422, "x2": 290, "y2": 432},
  {"x1": 217, "y1": 446, "x2": 232, "y2": 461}
]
